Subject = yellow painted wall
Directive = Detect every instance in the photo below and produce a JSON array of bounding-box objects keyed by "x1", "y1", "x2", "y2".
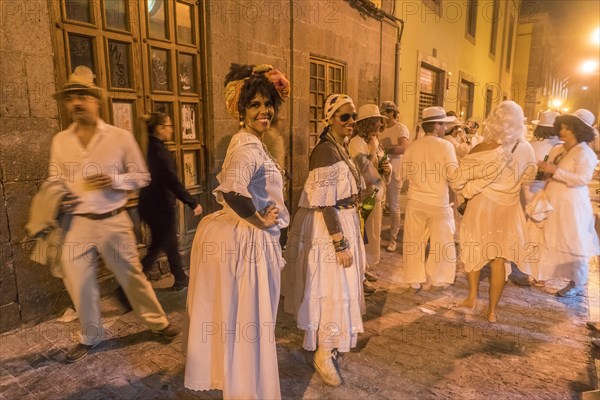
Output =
[{"x1": 394, "y1": 0, "x2": 521, "y2": 130}]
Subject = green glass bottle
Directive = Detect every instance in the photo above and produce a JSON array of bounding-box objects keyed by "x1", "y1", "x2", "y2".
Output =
[{"x1": 361, "y1": 187, "x2": 379, "y2": 221}]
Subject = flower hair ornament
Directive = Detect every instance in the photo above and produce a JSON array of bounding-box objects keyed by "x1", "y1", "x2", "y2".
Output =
[{"x1": 224, "y1": 64, "x2": 290, "y2": 119}]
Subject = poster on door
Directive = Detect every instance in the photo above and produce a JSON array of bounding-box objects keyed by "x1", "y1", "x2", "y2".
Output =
[{"x1": 181, "y1": 103, "x2": 196, "y2": 141}]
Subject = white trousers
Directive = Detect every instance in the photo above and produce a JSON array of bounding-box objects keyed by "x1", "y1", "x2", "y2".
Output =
[
  {"x1": 61, "y1": 212, "x2": 168, "y2": 345},
  {"x1": 386, "y1": 174, "x2": 403, "y2": 241},
  {"x1": 402, "y1": 199, "x2": 457, "y2": 284},
  {"x1": 365, "y1": 199, "x2": 383, "y2": 267}
]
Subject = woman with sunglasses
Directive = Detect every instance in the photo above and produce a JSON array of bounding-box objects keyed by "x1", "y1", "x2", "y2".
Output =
[
  {"x1": 282, "y1": 94, "x2": 366, "y2": 387},
  {"x1": 348, "y1": 104, "x2": 392, "y2": 287},
  {"x1": 523, "y1": 109, "x2": 599, "y2": 297}
]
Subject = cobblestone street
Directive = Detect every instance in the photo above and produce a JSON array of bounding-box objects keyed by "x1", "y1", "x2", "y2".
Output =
[{"x1": 2, "y1": 227, "x2": 599, "y2": 400}]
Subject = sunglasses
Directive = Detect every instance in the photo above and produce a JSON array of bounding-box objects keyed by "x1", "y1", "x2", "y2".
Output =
[{"x1": 336, "y1": 113, "x2": 358, "y2": 122}]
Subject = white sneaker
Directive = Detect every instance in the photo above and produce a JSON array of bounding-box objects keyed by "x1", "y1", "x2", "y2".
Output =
[{"x1": 386, "y1": 241, "x2": 397, "y2": 252}]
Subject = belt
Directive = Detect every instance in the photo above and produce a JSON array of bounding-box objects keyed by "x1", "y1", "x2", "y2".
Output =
[
  {"x1": 334, "y1": 204, "x2": 356, "y2": 210},
  {"x1": 77, "y1": 207, "x2": 125, "y2": 220}
]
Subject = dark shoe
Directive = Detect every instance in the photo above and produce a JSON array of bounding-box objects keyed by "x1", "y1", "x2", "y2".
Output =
[
  {"x1": 114, "y1": 287, "x2": 133, "y2": 313},
  {"x1": 65, "y1": 343, "x2": 97, "y2": 363},
  {"x1": 510, "y1": 274, "x2": 533, "y2": 286},
  {"x1": 172, "y1": 276, "x2": 189, "y2": 292},
  {"x1": 587, "y1": 321, "x2": 600, "y2": 332},
  {"x1": 152, "y1": 323, "x2": 181, "y2": 339},
  {"x1": 557, "y1": 281, "x2": 584, "y2": 297}
]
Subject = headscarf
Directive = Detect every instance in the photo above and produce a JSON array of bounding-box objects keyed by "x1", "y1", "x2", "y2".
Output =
[
  {"x1": 323, "y1": 94, "x2": 354, "y2": 126},
  {"x1": 224, "y1": 64, "x2": 290, "y2": 119}
]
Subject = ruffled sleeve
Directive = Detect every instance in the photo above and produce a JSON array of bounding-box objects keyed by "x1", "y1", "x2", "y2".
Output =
[
  {"x1": 300, "y1": 160, "x2": 358, "y2": 207},
  {"x1": 213, "y1": 132, "x2": 261, "y2": 203}
]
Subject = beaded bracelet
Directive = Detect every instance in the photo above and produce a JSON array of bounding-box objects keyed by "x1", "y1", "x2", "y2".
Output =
[{"x1": 333, "y1": 237, "x2": 349, "y2": 252}]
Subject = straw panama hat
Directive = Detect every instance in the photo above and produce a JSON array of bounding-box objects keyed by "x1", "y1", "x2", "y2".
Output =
[
  {"x1": 421, "y1": 106, "x2": 456, "y2": 123},
  {"x1": 54, "y1": 66, "x2": 104, "y2": 100},
  {"x1": 356, "y1": 104, "x2": 388, "y2": 122},
  {"x1": 531, "y1": 111, "x2": 558, "y2": 127}
]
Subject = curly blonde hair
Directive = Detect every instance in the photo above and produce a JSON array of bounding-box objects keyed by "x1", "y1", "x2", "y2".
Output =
[{"x1": 482, "y1": 101, "x2": 525, "y2": 145}]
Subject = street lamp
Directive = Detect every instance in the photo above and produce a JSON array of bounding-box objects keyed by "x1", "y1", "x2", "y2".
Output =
[{"x1": 580, "y1": 60, "x2": 599, "y2": 74}]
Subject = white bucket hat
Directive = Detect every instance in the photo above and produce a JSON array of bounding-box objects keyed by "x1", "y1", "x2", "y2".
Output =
[
  {"x1": 356, "y1": 104, "x2": 388, "y2": 122},
  {"x1": 421, "y1": 106, "x2": 456, "y2": 124},
  {"x1": 531, "y1": 111, "x2": 558, "y2": 127},
  {"x1": 572, "y1": 109, "x2": 596, "y2": 127}
]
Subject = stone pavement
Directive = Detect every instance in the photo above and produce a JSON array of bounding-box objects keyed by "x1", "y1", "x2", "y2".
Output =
[{"x1": 1, "y1": 239, "x2": 599, "y2": 400}]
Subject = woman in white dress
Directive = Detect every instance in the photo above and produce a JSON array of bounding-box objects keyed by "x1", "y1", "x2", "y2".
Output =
[
  {"x1": 282, "y1": 94, "x2": 367, "y2": 386},
  {"x1": 451, "y1": 101, "x2": 536, "y2": 323},
  {"x1": 348, "y1": 105, "x2": 392, "y2": 281},
  {"x1": 524, "y1": 109, "x2": 600, "y2": 297},
  {"x1": 184, "y1": 64, "x2": 290, "y2": 399}
]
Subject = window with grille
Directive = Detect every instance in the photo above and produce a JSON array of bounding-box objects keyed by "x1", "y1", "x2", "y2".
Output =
[
  {"x1": 309, "y1": 57, "x2": 345, "y2": 149},
  {"x1": 465, "y1": 1, "x2": 478, "y2": 40},
  {"x1": 459, "y1": 79, "x2": 474, "y2": 120},
  {"x1": 418, "y1": 64, "x2": 443, "y2": 122}
]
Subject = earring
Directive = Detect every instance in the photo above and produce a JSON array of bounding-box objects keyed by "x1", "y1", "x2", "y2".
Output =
[{"x1": 239, "y1": 120, "x2": 244, "y2": 127}]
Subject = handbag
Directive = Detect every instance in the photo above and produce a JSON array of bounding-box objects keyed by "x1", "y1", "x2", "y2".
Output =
[{"x1": 525, "y1": 189, "x2": 553, "y2": 222}]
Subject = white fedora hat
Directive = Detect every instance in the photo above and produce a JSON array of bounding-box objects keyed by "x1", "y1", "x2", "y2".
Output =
[
  {"x1": 356, "y1": 104, "x2": 388, "y2": 122},
  {"x1": 531, "y1": 111, "x2": 558, "y2": 127},
  {"x1": 421, "y1": 106, "x2": 456, "y2": 123}
]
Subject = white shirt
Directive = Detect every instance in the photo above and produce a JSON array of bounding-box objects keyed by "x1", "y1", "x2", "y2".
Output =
[
  {"x1": 402, "y1": 135, "x2": 458, "y2": 207},
  {"x1": 48, "y1": 119, "x2": 150, "y2": 214}
]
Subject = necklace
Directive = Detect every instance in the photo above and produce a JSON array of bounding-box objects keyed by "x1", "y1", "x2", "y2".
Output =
[
  {"x1": 325, "y1": 130, "x2": 362, "y2": 191},
  {"x1": 261, "y1": 142, "x2": 288, "y2": 180}
]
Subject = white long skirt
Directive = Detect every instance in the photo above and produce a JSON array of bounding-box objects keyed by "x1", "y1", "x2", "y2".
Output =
[
  {"x1": 184, "y1": 210, "x2": 283, "y2": 400},
  {"x1": 282, "y1": 207, "x2": 366, "y2": 352},
  {"x1": 459, "y1": 194, "x2": 530, "y2": 280}
]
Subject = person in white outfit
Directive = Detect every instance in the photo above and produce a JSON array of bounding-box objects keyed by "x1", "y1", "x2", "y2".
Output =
[
  {"x1": 282, "y1": 93, "x2": 367, "y2": 387},
  {"x1": 401, "y1": 106, "x2": 458, "y2": 290},
  {"x1": 523, "y1": 109, "x2": 600, "y2": 297},
  {"x1": 49, "y1": 66, "x2": 179, "y2": 364},
  {"x1": 511, "y1": 111, "x2": 560, "y2": 287},
  {"x1": 379, "y1": 101, "x2": 410, "y2": 252},
  {"x1": 451, "y1": 101, "x2": 536, "y2": 323},
  {"x1": 348, "y1": 104, "x2": 392, "y2": 290},
  {"x1": 184, "y1": 63, "x2": 290, "y2": 400}
]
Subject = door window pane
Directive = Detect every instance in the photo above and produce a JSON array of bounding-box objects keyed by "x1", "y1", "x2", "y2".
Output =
[
  {"x1": 183, "y1": 151, "x2": 198, "y2": 187},
  {"x1": 148, "y1": 0, "x2": 168, "y2": 39},
  {"x1": 105, "y1": 0, "x2": 129, "y2": 31},
  {"x1": 176, "y1": 2, "x2": 194, "y2": 45},
  {"x1": 65, "y1": 0, "x2": 91, "y2": 23},
  {"x1": 181, "y1": 103, "x2": 197, "y2": 141},
  {"x1": 108, "y1": 41, "x2": 131, "y2": 88},
  {"x1": 150, "y1": 48, "x2": 170, "y2": 91},
  {"x1": 68, "y1": 34, "x2": 95, "y2": 72},
  {"x1": 178, "y1": 53, "x2": 195, "y2": 93}
]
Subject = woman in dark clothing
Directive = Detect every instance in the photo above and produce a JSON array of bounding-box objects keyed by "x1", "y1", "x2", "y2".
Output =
[{"x1": 139, "y1": 112, "x2": 203, "y2": 291}]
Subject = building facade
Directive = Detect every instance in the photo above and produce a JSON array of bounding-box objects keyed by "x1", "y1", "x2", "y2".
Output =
[
  {"x1": 393, "y1": 0, "x2": 521, "y2": 132},
  {"x1": 0, "y1": 0, "x2": 400, "y2": 332}
]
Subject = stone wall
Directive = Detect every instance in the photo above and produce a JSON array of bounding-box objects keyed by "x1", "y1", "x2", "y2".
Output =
[{"x1": 0, "y1": 0, "x2": 71, "y2": 332}]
